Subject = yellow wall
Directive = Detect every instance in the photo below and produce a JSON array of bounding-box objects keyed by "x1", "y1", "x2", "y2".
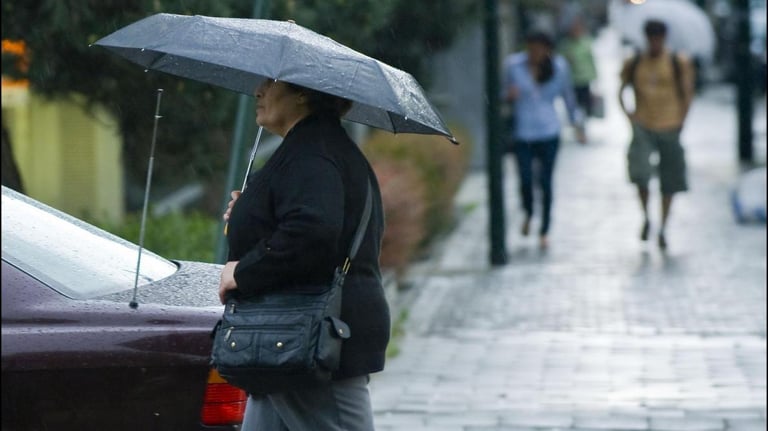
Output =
[{"x1": 2, "y1": 87, "x2": 124, "y2": 222}]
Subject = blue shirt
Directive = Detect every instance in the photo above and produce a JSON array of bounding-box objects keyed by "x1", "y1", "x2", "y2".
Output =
[{"x1": 503, "y1": 52, "x2": 583, "y2": 142}]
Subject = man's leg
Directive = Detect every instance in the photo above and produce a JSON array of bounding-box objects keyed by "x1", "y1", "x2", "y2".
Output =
[
  {"x1": 638, "y1": 186, "x2": 651, "y2": 241},
  {"x1": 628, "y1": 125, "x2": 654, "y2": 242},
  {"x1": 656, "y1": 127, "x2": 688, "y2": 250},
  {"x1": 658, "y1": 194, "x2": 673, "y2": 249}
]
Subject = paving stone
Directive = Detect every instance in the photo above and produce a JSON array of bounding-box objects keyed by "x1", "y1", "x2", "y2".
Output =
[
  {"x1": 573, "y1": 415, "x2": 649, "y2": 430},
  {"x1": 465, "y1": 427, "x2": 540, "y2": 431},
  {"x1": 426, "y1": 412, "x2": 500, "y2": 427},
  {"x1": 725, "y1": 418, "x2": 768, "y2": 431},
  {"x1": 373, "y1": 412, "x2": 427, "y2": 427},
  {"x1": 649, "y1": 417, "x2": 725, "y2": 431},
  {"x1": 500, "y1": 411, "x2": 573, "y2": 428},
  {"x1": 645, "y1": 408, "x2": 687, "y2": 419},
  {"x1": 687, "y1": 408, "x2": 766, "y2": 420}
]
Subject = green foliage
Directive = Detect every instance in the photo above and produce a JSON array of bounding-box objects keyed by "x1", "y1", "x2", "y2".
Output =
[
  {"x1": 1, "y1": 1, "x2": 479, "y2": 214},
  {"x1": 270, "y1": 0, "x2": 396, "y2": 49},
  {"x1": 88, "y1": 210, "x2": 220, "y2": 263},
  {"x1": 364, "y1": 126, "x2": 472, "y2": 238},
  {"x1": 368, "y1": 0, "x2": 480, "y2": 88},
  {"x1": 2, "y1": 0, "x2": 476, "y2": 213},
  {"x1": 2, "y1": 1, "x2": 249, "y2": 206},
  {"x1": 368, "y1": 157, "x2": 428, "y2": 273},
  {"x1": 363, "y1": 124, "x2": 473, "y2": 272}
]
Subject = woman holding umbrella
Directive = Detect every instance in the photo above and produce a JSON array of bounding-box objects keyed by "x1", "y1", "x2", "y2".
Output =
[
  {"x1": 219, "y1": 78, "x2": 390, "y2": 430},
  {"x1": 94, "y1": 15, "x2": 458, "y2": 429}
]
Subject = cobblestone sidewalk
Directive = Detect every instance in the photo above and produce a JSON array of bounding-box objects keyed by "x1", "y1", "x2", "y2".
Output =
[{"x1": 370, "y1": 28, "x2": 767, "y2": 431}]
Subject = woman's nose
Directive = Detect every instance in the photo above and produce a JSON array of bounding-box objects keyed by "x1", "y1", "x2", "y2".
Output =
[{"x1": 254, "y1": 82, "x2": 266, "y2": 98}]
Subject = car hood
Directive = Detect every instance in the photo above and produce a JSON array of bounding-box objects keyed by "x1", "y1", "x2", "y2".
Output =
[{"x1": 96, "y1": 260, "x2": 224, "y2": 308}]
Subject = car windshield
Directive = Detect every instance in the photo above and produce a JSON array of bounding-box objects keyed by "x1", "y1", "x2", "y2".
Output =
[{"x1": 1, "y1": 187, "x2": 178, "y2": 299}]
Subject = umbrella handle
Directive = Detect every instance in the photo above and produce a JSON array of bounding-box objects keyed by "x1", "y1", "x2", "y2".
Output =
[{"x1": 224, "y1": 126, "x2": 264, "y2": 235}]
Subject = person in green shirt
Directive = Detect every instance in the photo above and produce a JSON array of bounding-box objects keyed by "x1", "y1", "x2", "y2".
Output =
[{"x1": 559, "y1": 16, "x2": 598, "y2": 120}]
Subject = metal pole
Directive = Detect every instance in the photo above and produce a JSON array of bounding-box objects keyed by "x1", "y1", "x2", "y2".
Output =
[
  {"x1": 215, "y1": 0, "x2": 270, "y2": 263},
  {"x1": 485, "y1": 0, "x2": 508, "y2": 265},
  {"x1": 734, "y1": 0, "x2": 754, "y2": 164}
]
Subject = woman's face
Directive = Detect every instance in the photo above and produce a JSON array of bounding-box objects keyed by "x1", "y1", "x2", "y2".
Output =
[
  {"x1": 254, "y1": 80, "x2": 308, "y2": 137},
  {"x1": 526, "y1": 41, "x2": 551, "y2": 65}
]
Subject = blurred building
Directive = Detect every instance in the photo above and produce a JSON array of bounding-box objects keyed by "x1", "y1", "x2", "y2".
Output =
[{"x1": 2, "y1": 40, "x2": 125, "y2": 222}]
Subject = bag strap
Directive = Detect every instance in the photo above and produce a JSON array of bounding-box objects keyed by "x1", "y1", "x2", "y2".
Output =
[
  {"x1": 341, "y1": 179, "x2": 373, "y2": 275},
  {"x1": 670, "y1": 51, "x2": 685, "y2": 102}
]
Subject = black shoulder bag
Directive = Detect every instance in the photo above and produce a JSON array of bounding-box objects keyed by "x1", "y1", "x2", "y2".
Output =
[{"x1": 210, "y1": 180, "x2": 373, "y2": 395}]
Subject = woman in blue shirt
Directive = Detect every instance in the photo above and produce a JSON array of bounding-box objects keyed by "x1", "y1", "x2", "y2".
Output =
[{"x1": 504, "y1": 30, "x2": 584, "y2": 249}]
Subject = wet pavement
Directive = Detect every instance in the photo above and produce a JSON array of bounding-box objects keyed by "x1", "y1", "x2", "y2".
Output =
[{"x1": 369, "y1": 28, "x2": 767, "y2": 431}]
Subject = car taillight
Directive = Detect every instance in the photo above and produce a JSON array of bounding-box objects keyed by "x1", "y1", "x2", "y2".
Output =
[{"x1": 200, "y1": 368, "x2": 247, "y2": 426}]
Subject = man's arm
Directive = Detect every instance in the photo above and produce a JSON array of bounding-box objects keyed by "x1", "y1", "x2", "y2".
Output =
[
  {"x1": 678, "y1": 54, "x2": 696, "y2": 121},
  {"x1": 618, "y1": 58, "x2": 633, "y2": 121}
]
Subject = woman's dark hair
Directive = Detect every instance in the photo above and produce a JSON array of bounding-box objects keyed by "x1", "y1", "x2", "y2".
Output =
[
  {"x1": 525, "y1": 30, "x2": 554, "y2": 49},
  {"x1": 644, "y1": 19, "x2": 667, "y2": 37},
  {"x1": 525, "y1": 30, "x2": 555, "y2": 84},
  {"x1": 286, "y1": 83, "x2": 353, "y2": 118}
]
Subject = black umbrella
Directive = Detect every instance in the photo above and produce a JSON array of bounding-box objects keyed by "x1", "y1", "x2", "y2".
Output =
[{"x1": 92, "y1": 13, "x2": 456, "y2": 142}]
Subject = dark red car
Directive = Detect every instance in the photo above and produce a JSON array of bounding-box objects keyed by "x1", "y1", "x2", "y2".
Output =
[{"x1": 1, "y1": 186, "x2": 245, "y2": 430}]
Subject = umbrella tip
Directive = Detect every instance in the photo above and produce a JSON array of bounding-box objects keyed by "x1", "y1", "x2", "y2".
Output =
[{"x1": 448, "y1": 136, "x2": 460, "y2": 145}]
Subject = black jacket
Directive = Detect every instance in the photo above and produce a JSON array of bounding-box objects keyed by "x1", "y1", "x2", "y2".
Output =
[{"x1": 226, "y1": 114, "x2": 390, "y2": 378}]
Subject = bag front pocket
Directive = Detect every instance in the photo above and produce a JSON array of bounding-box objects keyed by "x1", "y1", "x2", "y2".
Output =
[{"x1": 218, "y1": 313, "x2": 313, "y2": 369}]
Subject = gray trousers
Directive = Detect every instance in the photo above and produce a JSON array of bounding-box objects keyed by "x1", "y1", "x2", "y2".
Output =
[{"x1": 240, "y1": 376, "x2": 375, "y2": 431}]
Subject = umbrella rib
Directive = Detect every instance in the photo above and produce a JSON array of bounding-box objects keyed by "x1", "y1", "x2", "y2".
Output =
[
  {"x1": 371, "y1": 60, "x2": 400, "y2": 133},
  {"x1": 275, "y1": 21, "x2": 293, "y2": 81}
]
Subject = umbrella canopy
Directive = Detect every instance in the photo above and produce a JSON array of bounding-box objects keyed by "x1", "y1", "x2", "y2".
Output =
[
  {"x1": 609, "y1": 0, "x2": 715, "y2": 63},
  {"x1": 93, "y1": 13, "x2": 455, "y2": 142}
]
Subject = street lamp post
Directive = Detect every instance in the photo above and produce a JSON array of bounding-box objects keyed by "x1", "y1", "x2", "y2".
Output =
[
  {"x1": 734, "y1": 0, "x2": 754, "y2": 164},
  {"x1": 485, "y1": 0, "x2": 508, "y2": 265}
]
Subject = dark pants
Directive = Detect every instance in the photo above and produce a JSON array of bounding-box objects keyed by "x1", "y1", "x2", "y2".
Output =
[
  {"x1": 574, "y1": 85, "x2": 592, "y2": 117},
  {"x1": 514, "y1": 136, "x2": 560, "y2": 236}
]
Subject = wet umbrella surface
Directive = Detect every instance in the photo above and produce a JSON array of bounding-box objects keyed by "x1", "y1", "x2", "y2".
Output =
[{"x1": 93, "y1": 13, "x2": 456, "y2": 141}]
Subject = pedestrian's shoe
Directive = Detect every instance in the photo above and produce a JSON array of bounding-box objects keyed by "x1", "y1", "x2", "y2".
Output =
[
  {"x1": 658, "y1": 232, "x2": 667, "y2": 250},
  {"x1": 521, "y1": 218, "x2": 530, "y2": 237},
  {"x1": 640, "y1": 220, "x2": 650, "y2": 241},
  {"x1": 539, "y1": 235, "x2": 548, "y2": 249}
]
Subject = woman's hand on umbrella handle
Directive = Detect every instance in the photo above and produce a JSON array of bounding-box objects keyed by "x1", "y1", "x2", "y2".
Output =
[
  {"x1": 223, "y1": 190, "x2": 242, "y2": 222},
  {"x1": 222, "y1": 190, "x2": 241, "y2": 235}
]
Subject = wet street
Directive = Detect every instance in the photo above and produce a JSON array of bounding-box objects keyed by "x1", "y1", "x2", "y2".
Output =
[{"x1": 370, "y1": 27, "x2": 767, "y2": 431}]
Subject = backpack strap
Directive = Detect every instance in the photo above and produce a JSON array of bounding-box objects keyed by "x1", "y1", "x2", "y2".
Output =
[
  {"x1": 670, "y1": 51, "x2": 685, "y2": 102},
  {"x1": 628, "y1": 49, "x2": 641, "y2": 87}
]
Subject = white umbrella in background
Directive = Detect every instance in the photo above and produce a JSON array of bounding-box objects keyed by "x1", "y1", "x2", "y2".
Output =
[{"x1": 609, "y1": 0, "x2": 715, "y2": 62}]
